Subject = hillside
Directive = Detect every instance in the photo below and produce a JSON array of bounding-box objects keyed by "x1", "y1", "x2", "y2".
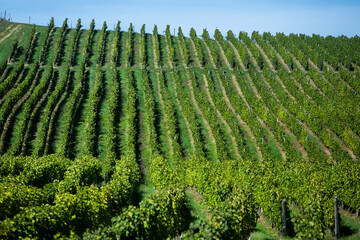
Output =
[{"x1": 0, "y1": 18, "x2": 360, "y2": 239}]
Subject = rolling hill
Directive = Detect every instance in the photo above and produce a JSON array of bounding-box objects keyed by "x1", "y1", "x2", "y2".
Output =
[{"x1": 0, "y1": 18, "x2": 360, "y2": 239}]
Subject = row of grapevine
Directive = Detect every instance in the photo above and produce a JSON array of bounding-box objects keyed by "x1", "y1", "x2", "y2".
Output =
[
  {"x1": 82, "y1": 66, "x2": 103, "y2": 156},
  {"x1": 139, "y1": 69, "x2": 159, "y2": 159},
  {"x1": 32, "y1": 66, "x2": 69, "y2": 156},
  {"x1": 0, "y1": 58, "x2": 24, "y2": 102},
  {"x1": 170, "y1": 69, "x2": 204, "y2": 158},
  {"x1": 152, "y1": 25, "x2": 160, "y2": 67},
  {"x1": 139, "y1": 24, "x2": 146, "y2": 67},
  {"x1": 105, "y1": 21, "x2": 121, "y2": 163},
  {"x1": 123, "y1": 70, "x2": 137, "y2": 160},
  {"x1": 0, "y1": 19, "x2": 359, "y2": 239},
  {"x1": 82, "y1": 22, "x2": 108, "y2": 156},
  {"x1": 0, "y1": 63, "x2": 40, "y2": 153},
  {"x1": 165, "y1": 25, "x2": 174, "y2": 64},
  {"x1": 57, "y1": 20, "x2": 94, "y2": 157},
  {"x1": 24, "y1": 26, "x2": 37, "y2": 64},
  {"x1": 149, "y1": 31, "x2": 177, "y2": 160},
  {"x1": 52, "y1": 18, "x2": 68, "y2": 66},
  {"x1": 253, "y1": 33, "x2": 360, "y2": 162},
  {"x1": 260, "y1": 33, "x2": 360, "y2": 159},
  {"x1": 212, "y1": 31, "x2": 287, "y2": 162},
  {"x1": 216, "y1": 32, "x2": 326, "y2": 229},
  {"x1": 338, "y1": 63, "x2": 360, "y2": 94},
  {"x1": 230, "y1": 32, "x2": 360, "y2": 235},
  {"x1": 8, "y1": 39, "x2": 19, "y2": 63},
  {"x1": 189, "y1": 68, "x2": 233, "y2": 161},
  {"x1": 38, "y1": 17, "x2": 55, "y2": 65},
  {"x1": 0, "y1": 58, "x2": 8, "y2": 79},
  {"x1": 158, "y1": 70, "x2": 183, "y2": 160},
  {"x1": 2, "y1": 19, "x2": 60, "y2": 155},
  {"x1": 84, "y1": 20, "x2": 95, "y2": 67},
  {"x1": 177, "y1": 27, "x2": 189, "y2": 66},
  {"x1": 32, "y1": 18, "x2": 71, "y2": 156},
  {"x1": 197, "y1": 56, "x2": 242, "y2": 158},
  {"x1": 165, "y1": 70, "x2": 197, "y2": 159},
  {"x1": 95, "y1": 21, "x2": 107, "y2": 65},
  {"x1": 190, "y1": 28, "x2": 205, "y2": 66},
  {"x1": 125, "y1": 23, "x2": 133, "y2": 66}
]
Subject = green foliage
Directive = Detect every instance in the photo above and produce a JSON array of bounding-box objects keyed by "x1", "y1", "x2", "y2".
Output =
[
  {"x1": 57, "y1": 156, "x2": 102, "y2": 193},
  {"x1": 183, "y1": 190, "x2": 257, "y2": 240},
  {"x1": 96, "y1": 21, "x2": 107, "y2": 65},
  {"x1": 0, "y1": 58, "x2": 24, "y2": 99},
  {"x1": 0, "y1": 61, "x2": 37, "y2": 146},
  {"x1": 0, "y1": 154, "x2": 26, "y2": 176},
  {"x1": 0, "y1": 155, "x2": 140, "y2": 239},
  {"x1": 293, "y1": 196, "x2": 326, "y2": 239},
  {"x1": 52, "y1": 18, "x2": 68, "y2": 66},
  {"x1": 39, "y1": 17, "x2": 55, "y2": 65},
  {"x1": 102, "y1": 156, "x2": 141, "y2": 211},
  {"x1": 84, "y1": 188, "x2": 190, "y2": 240},
  {"x1": 149, "y1": 155, "x2": 178, "y2": 189},
  {"x1": 1, "y1": 19, "x2": 360, "y2": 240},
  {"x1": 18, "y1": 155, "x2": 71, "y2": 187}
]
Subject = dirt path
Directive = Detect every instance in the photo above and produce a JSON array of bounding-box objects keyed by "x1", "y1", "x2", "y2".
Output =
[
  {"x1": 254, "y1": 42, "x2": 297, "y2": 103},
  {"x1": 189, "y1": 38, "x2": 202, "y2": 67},
  {"x1": 185, "y1": 71, "x2": 218, "y2": 158},
  {"x1": 173, "y1": 37, "x2": 187, "y2": 69},
  {"x1": 246, "y1": 43, "x2": 331, "y2": 160},
  {"x1": 190, "y1": 38, "x2": 260, "y2": 159},
  {"x1": 165, "y1": 37, "x2": 173, "y2": 68},
  {"x1": 0, "y1": 23, "x2": 15, "y2": 38},
  {"x1": 228, "y1": 41, "x2": 307, "y2": 160},
  {"x1": 171, "y1": 71, "x2": 196, "y2": 157},
  {"x1": 215, "y1": 40, "x2": 231, "y2": 69},
  {"x1": 267, "y1": 43, "x2": 308, "y2": 95},
  {"x1": 152, "y1": 35, "x2": 159, "y2": 69},
  {"x1": 253, "y1": 41, "x2": 330, "y2": 157},
  {"x1": 0, "y1": 24, "x2": 22, "y2": 44},
  {"x1": 298, "y1": 120, "x2": 333, "y2": 160},
  {"x1": 258, "y1": 42, "x2": 343, "y2": 161},
  {"x1": 172, "y1": 39, "x2": 197, "y2": 155},
  {"x1": 327, "y1": 128, "x2": 358, "y2": 162},
  {"x1": 325, "y1": 62, "x2": 355, "y2": 93},
  {"x1": 287, "y1": 51, "x2": 326, "y2": 97},
  {"x1": 202, "y1": 74, "x2": 241, "y2": 160},
  {"x1": 201, "y1": 39, "x2": 216, "y2": 68},
  {"x1": 155, "y1": 75, "x2": 174, "y2": 157}
]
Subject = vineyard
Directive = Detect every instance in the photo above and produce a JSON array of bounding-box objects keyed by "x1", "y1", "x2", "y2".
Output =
[{"x1": 0, "y1": 18, "x2": 360, "y2": 239}]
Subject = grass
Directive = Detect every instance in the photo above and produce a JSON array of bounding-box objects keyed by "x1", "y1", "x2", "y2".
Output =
[
  {"x1": 252, "y1": 211, "x2": 360, "y2": 240},
  {"x1": 326, "y1": 211, "x2": 360, "y2": 240}
]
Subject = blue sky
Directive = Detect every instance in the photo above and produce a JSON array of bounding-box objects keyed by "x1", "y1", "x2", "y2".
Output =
[{"x1": 1, "y1": 0, "x2": 360, "y2": 37}]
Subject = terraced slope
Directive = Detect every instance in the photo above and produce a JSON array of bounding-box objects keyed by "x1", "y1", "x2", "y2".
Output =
[{"x1": 0, "y1": 19, "x2": 360, "y2": 239}]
